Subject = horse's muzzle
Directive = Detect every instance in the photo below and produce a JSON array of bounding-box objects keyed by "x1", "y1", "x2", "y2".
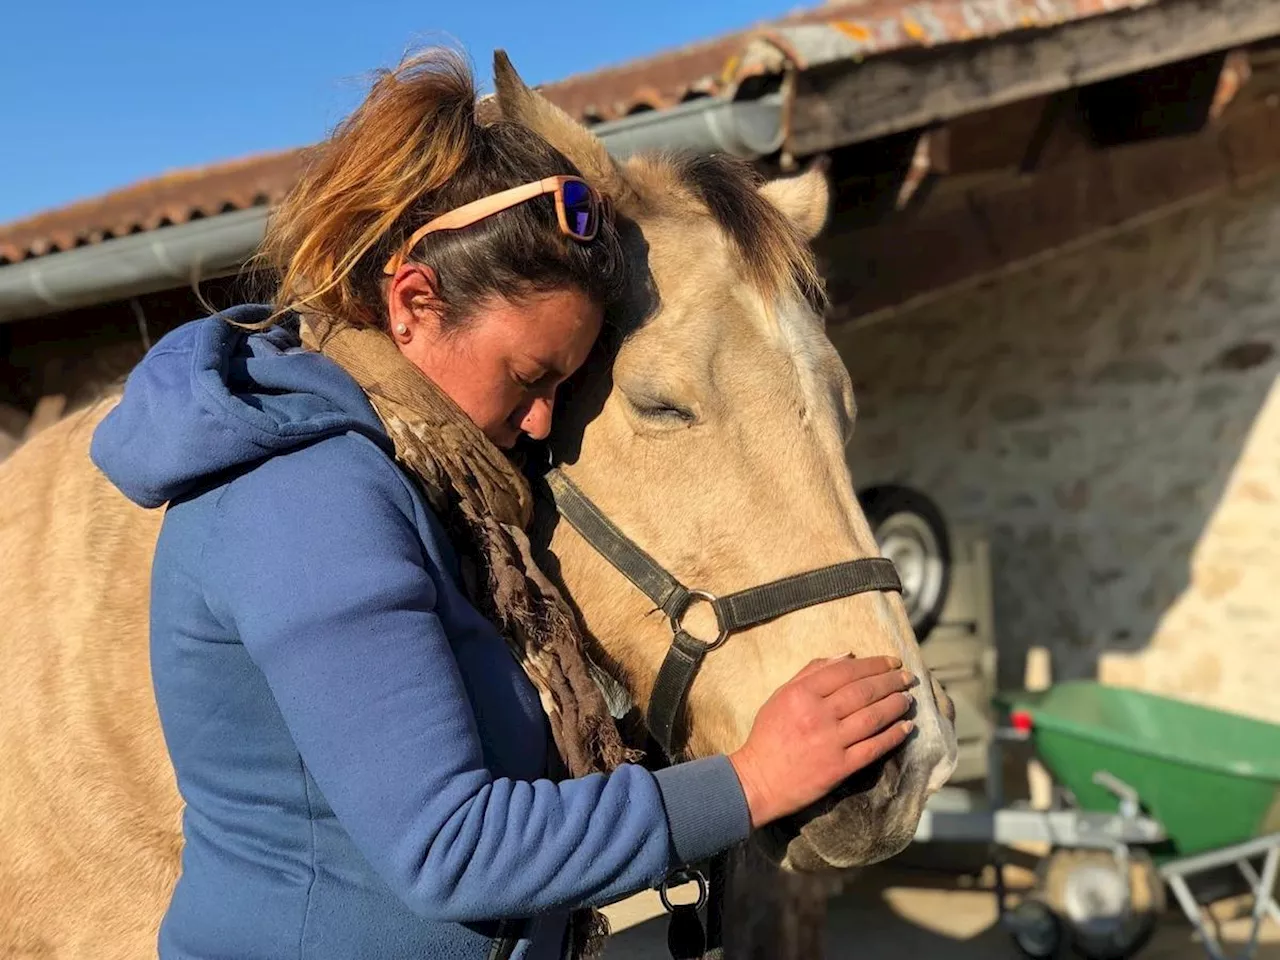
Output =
[{"x1": 752, "y1": 722, "x2": 943, "y2": 872}]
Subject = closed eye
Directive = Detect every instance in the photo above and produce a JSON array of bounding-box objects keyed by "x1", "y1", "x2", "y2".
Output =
[
  {"x1": 628, "y1": 395, "x2": 697, "y2": 425},
  {"x1": 514, "y1": 369, "x2": 558, "y2": 393}
]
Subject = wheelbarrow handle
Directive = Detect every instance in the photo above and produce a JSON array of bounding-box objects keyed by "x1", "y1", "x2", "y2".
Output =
[{"x1": 1092, "y1": 770, "x2": 1141, "y2": 819}]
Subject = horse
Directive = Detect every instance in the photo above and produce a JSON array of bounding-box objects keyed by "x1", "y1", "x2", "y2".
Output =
[{"x1": 0, "y1": 52, "x2": 957, "y2": 959}]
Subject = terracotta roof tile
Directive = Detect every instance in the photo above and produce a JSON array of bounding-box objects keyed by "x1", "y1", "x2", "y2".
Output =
[
  {"x1": 0, "y1": 0, "x2": 1158, "y2": 266},
  {"x1": 0, "y1": 150, "x2": 311, "y2": 265}
]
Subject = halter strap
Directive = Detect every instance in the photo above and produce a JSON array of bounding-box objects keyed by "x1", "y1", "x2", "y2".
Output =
[
  {"x1": 544, "y1": 469, "x2": 685, "y2": 615},
  {"x1": 543, "y1": 469, "x2": 902, "y2": 759}
]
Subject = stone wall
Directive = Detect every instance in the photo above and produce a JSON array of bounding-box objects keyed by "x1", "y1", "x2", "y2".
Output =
[{"x1": 832, "y1": 174, "x2": 1280, "y2": 723}]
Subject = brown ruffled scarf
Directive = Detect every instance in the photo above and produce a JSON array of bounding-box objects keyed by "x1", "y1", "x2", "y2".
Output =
[{"x1": 300, "y1": 314, "x2": 635, "y2": 958}]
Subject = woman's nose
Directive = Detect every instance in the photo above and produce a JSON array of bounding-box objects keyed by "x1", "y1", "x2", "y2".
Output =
[{"x1": 520, "y1": 397, "x2": 554, "y2": 441}]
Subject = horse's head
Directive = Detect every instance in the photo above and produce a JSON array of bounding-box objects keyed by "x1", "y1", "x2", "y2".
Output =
[{"x1": 495, "y1": 53, "x2": 958, "y2": 871}]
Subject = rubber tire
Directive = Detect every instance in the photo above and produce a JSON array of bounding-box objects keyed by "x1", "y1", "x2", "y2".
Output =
[
  {"x1": 1039, "y1": 848, "x2": 1165, "y2": 960},
  {"x1": 858, "y1": 484, "x2": 952, "y2": 642},
  {"x1": 1009, "y1": 898, "x2": 1065, "y2": 959}
]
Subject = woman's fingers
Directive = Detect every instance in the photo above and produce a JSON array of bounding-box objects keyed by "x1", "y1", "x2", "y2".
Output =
[
  {"x1": 837, "y1": 691, "x2": 914, "y2": 746},
  {"x1": 844, "y1": 717, "x2": 915, "y2": 770},
  {"x1": 826, "y1": 670, "x2": 912, "y2": 719},
  {"x1": 801, "y1": 655, "x2": 903, "y2": 697},
  {"x1": 733, "y1": 655, "x2": 920, "y2": 827}
]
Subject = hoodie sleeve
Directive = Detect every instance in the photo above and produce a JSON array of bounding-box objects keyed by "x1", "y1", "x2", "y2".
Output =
[{"x1": 200, "y1": 434, "x2": 750, "y2": 922}]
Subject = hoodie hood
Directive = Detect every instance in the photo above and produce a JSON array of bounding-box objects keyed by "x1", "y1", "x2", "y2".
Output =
[{"x1": 92, "y1": 305, "x2": 391, "y2": 508}]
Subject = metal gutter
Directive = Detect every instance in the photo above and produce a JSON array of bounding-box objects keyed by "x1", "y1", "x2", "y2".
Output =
[
  {"x1": 0, "y1": 93, "x2": 784, "y2": 324},
  {"x1": 0, "y1": 208, "x2": 270, "y2": 323},
  {"x1": 590, "y1": 91, "x2": 784, "y2": 160}
]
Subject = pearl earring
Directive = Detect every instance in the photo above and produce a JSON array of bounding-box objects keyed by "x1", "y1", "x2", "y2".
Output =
[{"x1": 395, "y1": 323, "x2": 408, "y2": 338}]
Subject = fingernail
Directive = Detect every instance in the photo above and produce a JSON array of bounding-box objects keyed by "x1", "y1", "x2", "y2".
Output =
[
  {"x1": 901, "y1": 720, "x2": 915, "y2": 734},
  {"x1": 888, "y1": 657, "x2": 903, "y2": 668},
  {"x1": 900, "y1": 670, "x2": 914, "y2": 684},
  {"x1": 829, "y1": 653, "x2": 855, "y2": 662},
  {"x1": 902, "y1": 690, "x2": 914, "y2": 705}
]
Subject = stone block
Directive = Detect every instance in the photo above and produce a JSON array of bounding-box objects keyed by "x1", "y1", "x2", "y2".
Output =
[{"x1": 989, "y1": 393, "x2": 1043, "y2": 422}]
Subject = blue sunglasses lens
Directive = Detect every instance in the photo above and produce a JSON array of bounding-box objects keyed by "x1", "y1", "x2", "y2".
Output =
[{"x1": 561, "y1": 180, "x2": 595, "y2": 237}]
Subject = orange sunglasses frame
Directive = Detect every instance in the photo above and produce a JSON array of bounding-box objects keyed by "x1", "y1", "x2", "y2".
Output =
[{"x1": 382, "y1": 175, "x2": 609, "y2": 276}]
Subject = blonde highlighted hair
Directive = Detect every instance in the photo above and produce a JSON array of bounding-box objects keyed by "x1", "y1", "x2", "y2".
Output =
[{"x1": 258, "y1": 46, "x2": 626, "y2": 331}]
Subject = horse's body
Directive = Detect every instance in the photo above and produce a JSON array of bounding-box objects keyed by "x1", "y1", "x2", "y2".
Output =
[
  {"x1": 0, "y1": 55, "x2": 956, "y2": 959},
  {"x1": 0, "y1": 400, "x2": 182, "y2": 958}
]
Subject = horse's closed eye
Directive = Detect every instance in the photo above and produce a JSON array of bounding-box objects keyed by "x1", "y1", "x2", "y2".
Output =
[{"x1": 626, "y1": 394, "x2": 697, "y2": 425}]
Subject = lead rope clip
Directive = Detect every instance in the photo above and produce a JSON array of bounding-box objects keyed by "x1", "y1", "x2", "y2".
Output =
[{"x1": 661, "y1": 868, "x2": 709, "y2": 960}]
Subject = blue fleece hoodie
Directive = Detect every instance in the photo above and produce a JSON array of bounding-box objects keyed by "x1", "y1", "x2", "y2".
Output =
[{"x1": 90, "y1": 306, "x2": 750, "y2": 960}]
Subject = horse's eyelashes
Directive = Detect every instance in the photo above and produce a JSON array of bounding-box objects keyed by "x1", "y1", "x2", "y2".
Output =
[
  {"x1": 625, "y1": 393, "x2": 697, "y2": 426},
  {"x1": 649, "y1": 405, "x2": 696, "y2": 424}
]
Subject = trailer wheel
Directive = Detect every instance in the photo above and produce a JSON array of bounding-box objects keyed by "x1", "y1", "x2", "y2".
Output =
[
  {"x1": 1040, "y1": 848, "x2": 1165, "y2": 960},
  {"x1": 1008, "y1": 898, "x2": 1064, "y2": 959},
  {"x1": 858, "y1": 484, "x2": 951, "y2": 641}
]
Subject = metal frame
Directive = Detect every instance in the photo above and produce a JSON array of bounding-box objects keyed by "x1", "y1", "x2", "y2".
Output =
[
  {"x1": 913, "y1": 805, "x2": 1166, "y2": 848},
  {"x1": 1160, "y1": 834, "x2": 1280, "y2": 960},
  {"x1": 913, "y1": 725, "x2": 1280, "y2": 959},
  {"x1": 915, "y1": 727, "x2": 1166, "y2": 847}
]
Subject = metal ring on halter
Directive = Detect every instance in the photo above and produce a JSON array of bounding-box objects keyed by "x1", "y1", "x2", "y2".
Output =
[
  {"x1": 668, "y1": 589, "x2": 730, "y2": 650},
  {"x1": 659, "y1": 868, "x2": 709, "y2": 913}
]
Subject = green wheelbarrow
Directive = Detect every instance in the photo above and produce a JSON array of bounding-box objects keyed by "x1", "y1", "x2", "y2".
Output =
[{"x1": 912, "y1": 681, "x2": 1280, "y2": 960}]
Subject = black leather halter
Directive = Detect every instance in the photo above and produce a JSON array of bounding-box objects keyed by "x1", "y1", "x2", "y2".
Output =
[{"x1": 542, "y1": 469, "x2": 904, "y2": 760}]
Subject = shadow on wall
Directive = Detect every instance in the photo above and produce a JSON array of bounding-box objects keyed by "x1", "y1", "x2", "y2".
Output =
[
  {"x1": 0, "y1": 274, "x2": 268, "y2": 460},
  {"x1": 830, "y1": 174, "x2": 1280, "y2": 719}
]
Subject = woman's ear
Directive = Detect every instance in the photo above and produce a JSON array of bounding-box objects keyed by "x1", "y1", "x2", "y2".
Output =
[{"x1": 387, "y1": 264, "x2": 444, "y2": 342}]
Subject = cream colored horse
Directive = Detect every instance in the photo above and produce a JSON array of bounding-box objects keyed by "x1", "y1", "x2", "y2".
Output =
[{"x1": 0, "y1": 55, "x2": 957, "y2": 959}]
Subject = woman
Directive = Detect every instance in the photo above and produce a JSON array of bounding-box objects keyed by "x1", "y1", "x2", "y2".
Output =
[{"x1": 90, "y1": 49, "x2": 914, "y2": 960}]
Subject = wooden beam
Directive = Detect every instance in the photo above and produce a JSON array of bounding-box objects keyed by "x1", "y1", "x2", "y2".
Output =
[
  {"x1": 817, "y1": 89, "x2": 1280, "y2": 327},
  {"x1": 1076, "y1": 50, "x2": 1228, "y2": 147},
  {"x1": 1210, "y1": 50, "x2": 1253, "y2": 120},
  {"x1": 1016, "y1": 91, "x2": 1082, "y2": 175},
  {"x1": 895, "y1": 128, "x2": 951, "y2": 210},
  {"x1": 787, "y1": 0, "x2": 1280, "y2": 156},
  {"x1": 825, "y1": 130, "x2": 936, "y2": 229}
]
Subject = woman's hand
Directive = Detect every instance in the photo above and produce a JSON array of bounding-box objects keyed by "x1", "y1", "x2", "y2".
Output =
[{"x1": 728, "y1": 655, "x2": 914, "y2": 828}]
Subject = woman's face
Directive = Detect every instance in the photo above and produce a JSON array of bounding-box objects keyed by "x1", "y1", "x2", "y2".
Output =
[{"x1": 388, "y1": 269, "x2": 603, "y2": 449}]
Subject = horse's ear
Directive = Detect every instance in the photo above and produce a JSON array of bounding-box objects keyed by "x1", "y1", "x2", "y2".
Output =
[
  {"x1": 759, "y1": 162, "x2": 831, "y2": 240},
  {"x1": 492, "y1": 50, "x2": 627, "y2": 197}
]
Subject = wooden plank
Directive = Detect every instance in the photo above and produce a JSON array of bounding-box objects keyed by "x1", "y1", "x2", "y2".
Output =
[
  {"x1": 802, "y1": 32, "x2": 1261, "y2": 266},
  {"x1": 1104, "y1": 132, "x2": 1232, "y2": 222},
  {"x1": 818, "y1": 94, "x2": 1280, "y2": 327},
  {"x1": 1221, "y1": 103, "x2": 1280, "y2": 184},
  {"x1": 821, "y1": 191, "x2": 1003, "y2": 321},
  {"x1": 974, "y1": 127, "x2": 1232, "y2": 261},
  {"x1": 1076, "y1": 51, "x2": 1229, "y2": 147},
  {"x1": 788, "y1": 0, "x2": 1280, "y2": 156}
]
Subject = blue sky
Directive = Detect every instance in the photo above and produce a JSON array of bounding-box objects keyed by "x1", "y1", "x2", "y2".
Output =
[{"x1": 0, "y1": 0, "x2": 804, "y2": 226}]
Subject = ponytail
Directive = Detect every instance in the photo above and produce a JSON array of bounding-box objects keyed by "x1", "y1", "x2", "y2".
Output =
[{"x1": 260, "y1": 49, "x2": 478, "y2": 328}]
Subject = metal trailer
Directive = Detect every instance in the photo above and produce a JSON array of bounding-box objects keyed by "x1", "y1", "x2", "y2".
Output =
[{"x1": 913, "y1": 681, "x2": 1280, "y2": 960}]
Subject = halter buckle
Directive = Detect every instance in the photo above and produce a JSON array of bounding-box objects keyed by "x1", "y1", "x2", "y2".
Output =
[
  {"x1": 659, "y1": 867, "x2": 709, "y2": 913},
  {"x1": 669, "y1": 589, "x2": 730, "y2": 650}
]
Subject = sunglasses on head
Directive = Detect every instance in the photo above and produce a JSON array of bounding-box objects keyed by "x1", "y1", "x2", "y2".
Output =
[{"x1": 382, "y1": 175, "x2": 610, "y2": 276}]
